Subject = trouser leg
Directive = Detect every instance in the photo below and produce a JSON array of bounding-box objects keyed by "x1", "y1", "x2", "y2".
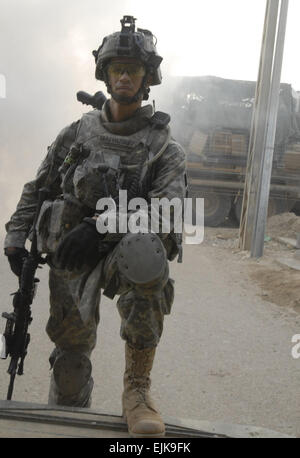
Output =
[
  {"x1": 102, "y1": 233, "x2": 174, "y2": 436},
  {"x1": 116, "y1": 288, "x2": 169, "y2": 349},
  {"x1": 46, "y1": 267, "x2": 100, "y2": 407},
  {"x1": 116, "y1": 272, "x2": 173, "y2": 436},
  {"x1": 103, "y1": 233, "x2": 175, "y2": 350}
]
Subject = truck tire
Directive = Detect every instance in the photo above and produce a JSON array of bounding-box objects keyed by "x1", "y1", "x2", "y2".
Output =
[
  {"x1": 234, "y1": 197, "x2": 295, "y2": 223},
  {"x1": 275, "y1": 199, "x2": 296, "y2": 214},
  {"x1": 291, "y1": 201, "x2": 300, "y2": 215},
  {"x1": 194, "y1": 193, "x2": 232, "y2": 227}
]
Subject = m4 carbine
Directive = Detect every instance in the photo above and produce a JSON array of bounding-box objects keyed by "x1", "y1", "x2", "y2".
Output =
[{"x1": 0, "y1": 187, "x2": 49, "y2": 400}]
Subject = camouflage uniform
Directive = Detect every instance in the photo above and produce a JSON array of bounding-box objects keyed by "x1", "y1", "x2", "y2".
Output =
[{"x1": 4, "y1": 101, "x2": 186, "y2": 406}]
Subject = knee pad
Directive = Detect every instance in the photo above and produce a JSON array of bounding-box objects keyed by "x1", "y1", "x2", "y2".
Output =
[
  {"x1": 117, "y1": 232, "x2": 167, "y2": 287},
  {"x1": 53, "y1": 351, "x2": 92, "y2": 397}
]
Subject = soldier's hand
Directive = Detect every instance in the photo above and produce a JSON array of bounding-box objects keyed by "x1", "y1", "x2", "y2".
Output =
[
  {"x1": 55, "y1": 220, "x2": 102, "y2": 271},
  {"x1": 4, "y1": 247, "x2": 29, "y2": 277}
]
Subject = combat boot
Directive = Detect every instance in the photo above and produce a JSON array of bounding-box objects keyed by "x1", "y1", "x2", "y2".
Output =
[{"x1": 122, "y1": 343, "x2": 165, "y2": 437}]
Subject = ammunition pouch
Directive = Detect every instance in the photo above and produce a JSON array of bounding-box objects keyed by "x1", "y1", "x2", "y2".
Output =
[
  {"x1": 73, "y1": 153, "x2": 120, "y2": 209},
  {"x1": 36, "y1": 195, "x2": 92, "y2": 254}
]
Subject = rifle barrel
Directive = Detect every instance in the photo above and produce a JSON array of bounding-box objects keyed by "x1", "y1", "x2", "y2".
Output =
[{"x1": 7, "y1": 373, "x2": 16, "y2": 400}]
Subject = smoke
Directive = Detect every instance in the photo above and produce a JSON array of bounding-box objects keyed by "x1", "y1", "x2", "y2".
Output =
[
  {"x1": 1, "y1": 0, "x2": 296, "y2": 237},
  {"x1": 0, "y1": 0, "x2": 182, "y2": 236},
  {"x1": 0, "y1": 1, "x2": 116, "y2": 234}
]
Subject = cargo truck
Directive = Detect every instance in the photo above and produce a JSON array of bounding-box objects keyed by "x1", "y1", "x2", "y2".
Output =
[{"x1": 169, "y1": 76, "x2": 300, "y2": 226}]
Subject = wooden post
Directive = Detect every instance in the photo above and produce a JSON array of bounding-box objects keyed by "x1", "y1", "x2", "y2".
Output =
[
  {"x1": 239, "y1": 0, "x2": 289, "y2": 257},
  {"x1": 251, "y1": 0, "x2": 289, "y2": 257}
]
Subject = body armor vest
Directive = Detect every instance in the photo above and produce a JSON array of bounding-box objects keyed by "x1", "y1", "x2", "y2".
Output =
[
  {"x1": 64, "y1": 109, "x2": 170, "y2": 208},
  {"x1": 36, "y1": 109, "x2": 170, "y2": 254}
]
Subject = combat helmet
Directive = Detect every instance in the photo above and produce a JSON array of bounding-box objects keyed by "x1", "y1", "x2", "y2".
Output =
[{"x1": 92, "y1": 16, "x2": 163, "y2": 103}]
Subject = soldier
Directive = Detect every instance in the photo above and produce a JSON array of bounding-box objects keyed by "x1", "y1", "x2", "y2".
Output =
[{"x1": 4, "y1": 16, "x2": 187, "y2": 438}]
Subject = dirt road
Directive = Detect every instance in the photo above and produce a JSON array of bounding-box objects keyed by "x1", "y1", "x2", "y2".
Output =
[{"x1": 0, "y1": 219, "x2": 299, "y2": 437}]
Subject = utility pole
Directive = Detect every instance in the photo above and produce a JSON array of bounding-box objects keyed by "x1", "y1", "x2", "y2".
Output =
[{"x1": 239, "y1": 0, "x2": 289, "y2": 257}]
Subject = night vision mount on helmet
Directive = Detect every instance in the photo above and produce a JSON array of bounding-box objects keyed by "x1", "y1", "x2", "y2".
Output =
[{"x1": 92, "y1": 16, "x2": 163, "y2": 104}]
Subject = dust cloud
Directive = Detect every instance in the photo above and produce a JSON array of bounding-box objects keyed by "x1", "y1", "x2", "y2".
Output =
[{"x1": 0, "y1": 1, "x2": 185, "y2": 239}]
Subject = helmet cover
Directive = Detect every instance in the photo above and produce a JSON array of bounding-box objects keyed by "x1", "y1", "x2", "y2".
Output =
[{"x1": 93, "y1": 16, "x2": 163, "y2": 87}]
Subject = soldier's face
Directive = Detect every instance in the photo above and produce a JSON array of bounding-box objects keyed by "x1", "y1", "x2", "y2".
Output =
[{"x1": 107, "y1": 58, "x2": 146, "y2": 99}]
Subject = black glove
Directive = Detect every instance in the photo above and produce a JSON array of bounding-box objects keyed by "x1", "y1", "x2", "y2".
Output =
[
  {"x1": 4, "y1": 247, "x2": 29, "y2": 277},
  {"x1": 55, "y1": 219, "x2": 103, "y2": 271}
]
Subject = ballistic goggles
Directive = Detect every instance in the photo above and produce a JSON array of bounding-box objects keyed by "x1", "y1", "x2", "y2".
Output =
[{"x1": 106, "y1": 62, "x2": 146, "y2": 78}]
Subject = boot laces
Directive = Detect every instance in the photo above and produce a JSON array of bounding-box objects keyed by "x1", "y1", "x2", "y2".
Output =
[{"x1": 129, "y1": 375, "x2": 151, "y2": 407}]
